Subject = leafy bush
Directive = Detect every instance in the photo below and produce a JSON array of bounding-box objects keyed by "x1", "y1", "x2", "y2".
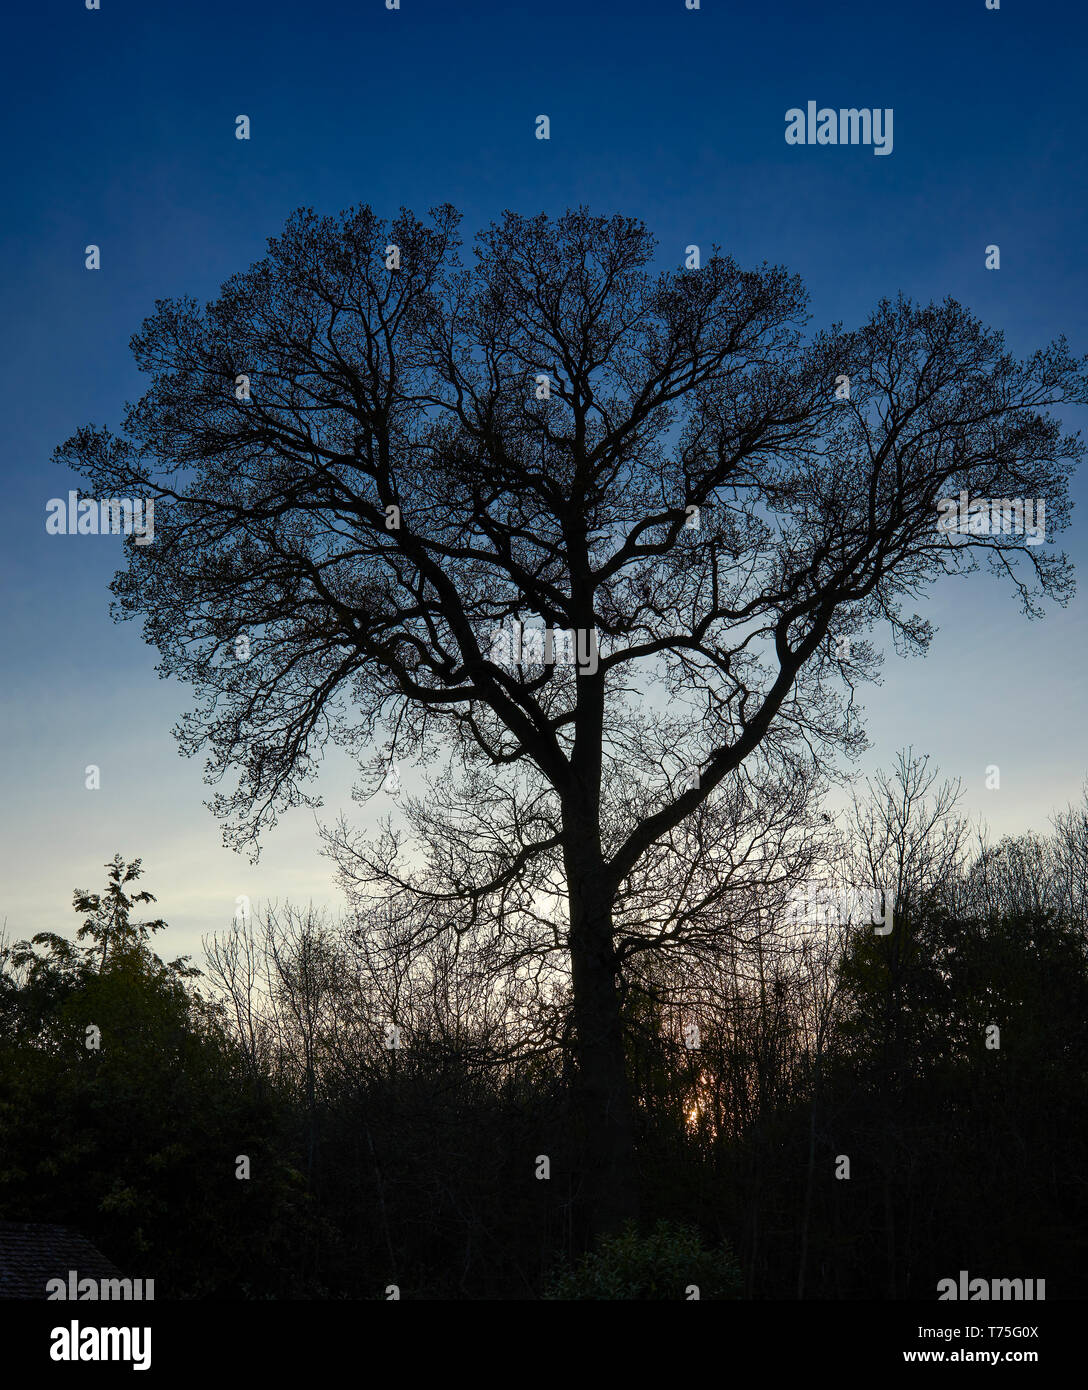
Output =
[{"x1": 544, "y1": 1219, "x2": 743, "y2": 1300}]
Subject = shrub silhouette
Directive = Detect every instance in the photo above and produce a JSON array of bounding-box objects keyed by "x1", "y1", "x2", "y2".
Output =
[{"x1": 544, "y1": 1220, "x2": 743, "y2": 1300}]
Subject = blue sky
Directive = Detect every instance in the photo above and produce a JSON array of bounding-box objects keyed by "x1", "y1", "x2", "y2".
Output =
[{"x1": 2, "y1": 0, "x2": 1086, "y2": 957}]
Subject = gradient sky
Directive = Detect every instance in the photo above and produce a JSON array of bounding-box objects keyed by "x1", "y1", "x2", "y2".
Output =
[{"x1": 2, "y1": 0, "x2": 1086, "y2": 959}]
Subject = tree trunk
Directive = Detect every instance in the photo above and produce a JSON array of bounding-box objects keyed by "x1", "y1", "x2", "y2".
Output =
[
  {"x1": 566, "y1": 850, "x2": 640, "y2": 1239},
  {"x1": 797, "y1": 1050, "x2": 820, "y2": 1299}
]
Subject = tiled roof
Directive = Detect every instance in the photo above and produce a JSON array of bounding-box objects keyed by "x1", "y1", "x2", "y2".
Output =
[{"x1": 0, "y1": 1221, "x2": 123, "y2": 1299}]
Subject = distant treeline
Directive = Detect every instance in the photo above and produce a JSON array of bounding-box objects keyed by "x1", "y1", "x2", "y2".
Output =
[{"x1": 2, "y1": 763, "x2": 1087, "y2": 1298}]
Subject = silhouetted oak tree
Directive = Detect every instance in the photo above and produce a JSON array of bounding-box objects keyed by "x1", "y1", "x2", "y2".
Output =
[{"x1": 57, "y1": 204, "x2": 1086, "y2": 1232}]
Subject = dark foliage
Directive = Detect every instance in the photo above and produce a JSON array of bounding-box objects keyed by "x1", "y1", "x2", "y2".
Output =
[{"x1": 2, "y1": 840, "x2": 1085, "y2": 1298}]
